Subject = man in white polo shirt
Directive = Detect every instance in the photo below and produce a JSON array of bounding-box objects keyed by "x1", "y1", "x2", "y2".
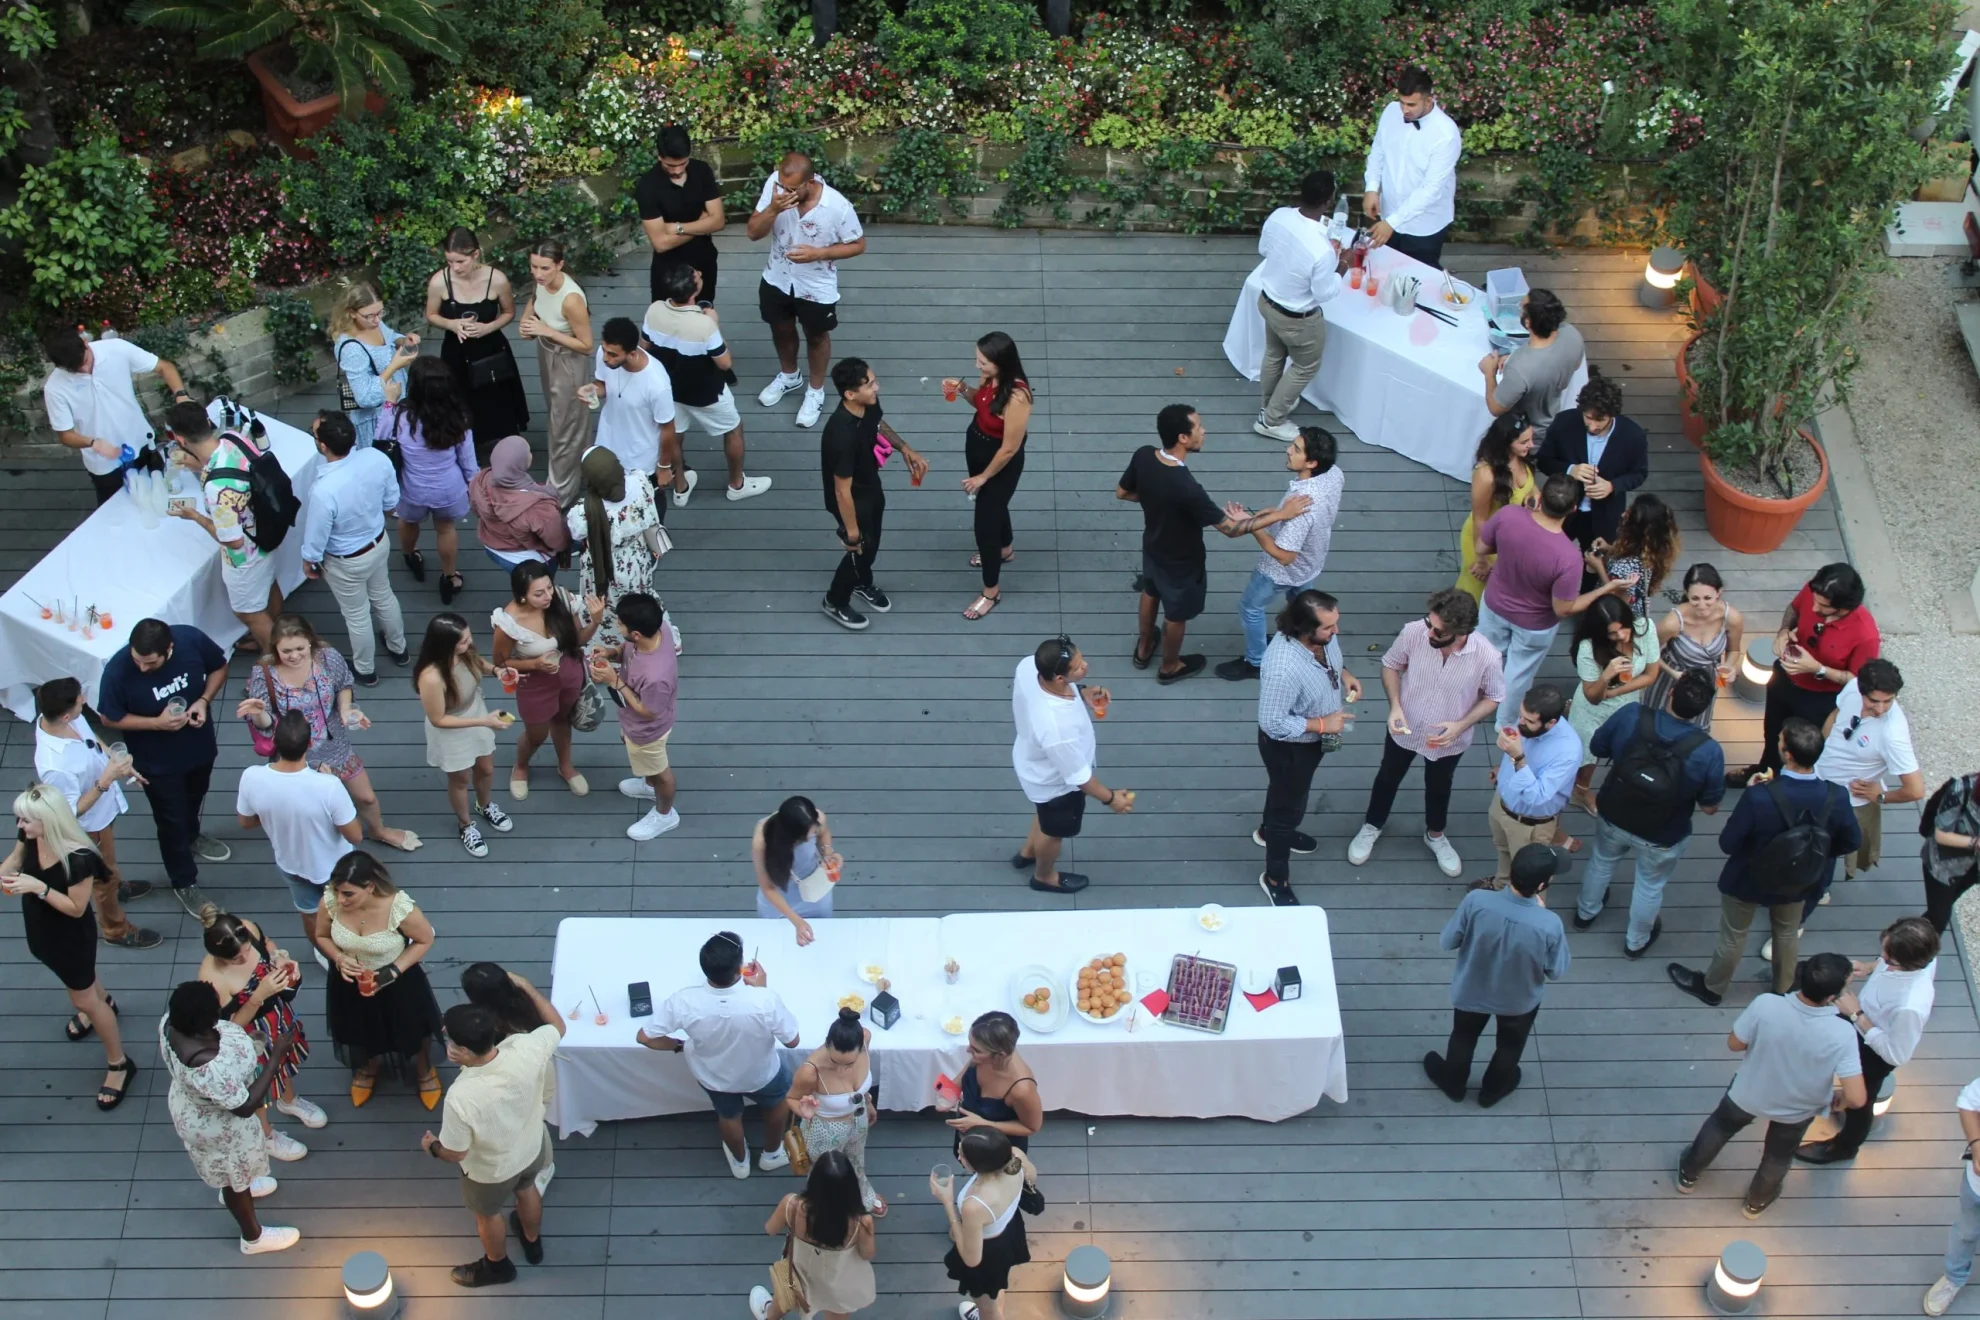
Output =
[
  {"x1": 1252, "y1": 170, "x2": 1346, "y2": 443},
  {"x1": 1362, "y1": 65, "x2": 1463, "y2": 270},
  {"x1": 1817, "y1": 657, "x2": 1925, "y2": 879},
  {"x1": 587, "y1": 317, "x2": 678, "y2": 490},
  {"x1": 747, "y1": 151, "x2": 867, "y2": 428},
  {"x1": 41, "y1": 325, "x2": 190, "y2": 505},
  {"x1": 1009, "y1": 635, "x2": 1133, "y2": 897}
]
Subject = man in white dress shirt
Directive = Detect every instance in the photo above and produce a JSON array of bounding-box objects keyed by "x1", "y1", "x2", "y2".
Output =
[
  {"x1": 1796, "y1": 916, "x2": 1938, "y2": 1165},
  {"x1": 1363, "y1": 66, "x2": 1464, "y2": 270},
  {"x1": 747, "y1": 151, "x2": 868, "y2": 429},
  {"x1": 1253, "y1": 170, "x2": 1346, "y2": 443}
]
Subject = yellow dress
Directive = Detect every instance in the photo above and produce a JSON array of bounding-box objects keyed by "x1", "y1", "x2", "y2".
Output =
[{"x1": 1455, "y1": 462, "x2": 1537, "y2": 601}]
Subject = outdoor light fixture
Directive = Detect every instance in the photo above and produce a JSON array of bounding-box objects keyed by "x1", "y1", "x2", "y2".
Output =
[
  {"x1": 343, "y1": 1251, "x2": 400, "y2": 1320},
  {"x1": 1639, "y1": 246, "x2": 1686, "y2": 308},
  {"x1": 1061, "y1": 1245, "x2": 1113, "y2": 1318},
  {"x1": 1735, "y1": 636, "x2": 1777, "y2": 704},
  {"x1": 1706, "y1": 1240, "x2": 1767, "y2": 1316}
]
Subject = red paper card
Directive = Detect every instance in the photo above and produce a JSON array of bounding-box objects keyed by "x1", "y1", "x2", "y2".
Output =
[
  {"x1": 1244, "y1": 989, "x2": 1279, "y2": 1012},
  {"x1": 1140, "y1": 989, "x2": 1171, "y2": 1016}
]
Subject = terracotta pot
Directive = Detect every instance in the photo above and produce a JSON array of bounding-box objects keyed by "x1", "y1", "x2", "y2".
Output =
[
  {"x1": 1687, "y1": 259, "x2": 1723, "y2": 320},
  {"x1": 1675, "y1": 331, "x2": 1708, "y2": 449},
  {"x1": 246, "y1": 47, "x2": 385, "y2": 159},
  {"x1": 1698, "y1": 429, "x2": 1829, "y2": 555}
]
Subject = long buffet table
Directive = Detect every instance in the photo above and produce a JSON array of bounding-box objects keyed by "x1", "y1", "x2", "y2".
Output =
[{"x1": 547, "y1": 907, "x2": 1346, "y2": 1137}]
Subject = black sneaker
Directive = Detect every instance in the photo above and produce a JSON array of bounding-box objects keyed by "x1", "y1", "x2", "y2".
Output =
[
  {"x1": 1572, "y1": 910, "x2": 1599, "y2": 931},
  {"x1": 853, "y1": 584, "x2": 891, "y2": 613},
  {"x1": 1258, "y1": 872, "x2": 1299, "y2": 906},
  {"x1": 1157, "y1": 654, "x2": 1207, "y2": 685},
  {"x1": 1215, "y1": 658, "x2": 1261, "y2": 682},
  {"x1": 1674, "y1": 1160, "x2": 1698, "y2": 1193},
  {"x1": 510, "y1": 1210, "x2": 544, "y2": 1264},
  {"x1": 820, "y1": 598, "x2": 870, "y2": 631},
  {"x1": 1622, "y1": 918, "x2": 1663, "y2": 959},
  {"x1": 385, "y1": 645, "x2": 410, "y2": 667},
  {"x1": 1666, "y1": 963, "x2": 1722, "y2": 1007},
  {"x1": 451, "y1": 1255, "x2": 517, "y2": 1288},
  {"x1": 354, "y1": 668, "x2": 380, "y2": 687},
  {"x1": 117, "y1": 879, "x2": 153, "y2": 902},
  {"x1": 1251, "y1": 829, "x2": 1317, "y2": 854},
  {"x1": 103, "y1": 927, "x2": 164, "y2": 949}
]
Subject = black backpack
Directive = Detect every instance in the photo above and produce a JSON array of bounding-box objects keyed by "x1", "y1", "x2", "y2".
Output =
[
  {"x1": 1751, "y1": 778, "x2": 1843, "y2": 904},
  {"x1": 208, "y1": 429, "x2": 299, "y2": 554},
  {"x1": 1596, "y1": 706, "x2": 1710, "y2": 838}
]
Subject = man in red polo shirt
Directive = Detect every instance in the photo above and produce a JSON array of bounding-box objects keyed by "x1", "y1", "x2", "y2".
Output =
[{"x1": 1727, "y1": 562, "x2": 1880, "y2": 787}]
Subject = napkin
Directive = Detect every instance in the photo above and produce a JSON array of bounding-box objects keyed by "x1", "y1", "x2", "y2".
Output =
[
  {"x1": 1139, "y1": 988, "x2": 1171, "y2": 1016},
  {"x1": 1244, "y1": 988, "x2": 1279, "y2": 1012}
]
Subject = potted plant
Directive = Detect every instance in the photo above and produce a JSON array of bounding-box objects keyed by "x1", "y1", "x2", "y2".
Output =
[
  {"x1": 1663, "y1": 0, "x2": 1953, "y2": 553},
  {"x1": 130, "y1": 0, "x2": 464, "y2": 152}
]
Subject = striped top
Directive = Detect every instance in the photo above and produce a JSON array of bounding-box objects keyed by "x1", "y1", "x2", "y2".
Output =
[
  {"x1": 642, "y1": 298, "x2": 726, "y2": 407},
  {"x1": 1381, "y1": 621, "x2": 1505, "y2": 759}
]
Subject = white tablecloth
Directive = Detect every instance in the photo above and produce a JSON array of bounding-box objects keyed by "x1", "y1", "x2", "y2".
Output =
[
  {"x1": 0, "y1": 401, "x2": 321, "y2": 718},
  {"x1": 547, "y1": 907, "x2": 1346, "y2": 1138},
  {"x1": 1221, "y1": 251, "x2": 1586, "y2": 481}
]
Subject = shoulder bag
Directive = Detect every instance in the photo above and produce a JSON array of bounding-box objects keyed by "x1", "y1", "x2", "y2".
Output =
[
  {"x1": 768, "y1": 1197, "x2": 809, "y2": 1315},
  {"x1": 782, "y1": 1120, "x2": 812, "y2": 1175}
]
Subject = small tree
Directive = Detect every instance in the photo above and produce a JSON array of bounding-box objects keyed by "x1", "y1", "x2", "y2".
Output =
[{"x1": 1661, "y1": 0, "x2": 1954, "y2": 495}]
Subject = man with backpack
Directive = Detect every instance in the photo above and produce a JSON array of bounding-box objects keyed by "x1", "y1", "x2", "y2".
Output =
[
  {"x1": 1669, "y1": 717, "x2": 1860, "y2": 1006},
  {"x1": 1574, "y1": 672, "x2": 1724, "y2": 957},
  {"x1": 165, "y1": 400, "x2": 300, "y2": 655}
]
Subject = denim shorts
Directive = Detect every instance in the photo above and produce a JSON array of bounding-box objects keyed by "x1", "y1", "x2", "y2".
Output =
[
  {"x1": 285, "y1": 873, "x2": 324, "y2": 913},
  {"x1": 701, "y1": 1053, "x2": 795, "y2": 1119}
]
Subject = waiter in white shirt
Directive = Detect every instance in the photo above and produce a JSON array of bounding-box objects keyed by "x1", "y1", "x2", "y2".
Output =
[
  {"x1": 1363, "y1": 66, "x2": 1464, "y2": 271},
  {"x1": 1253, "y1": 171, "x2": 1346, "y2": 443}
]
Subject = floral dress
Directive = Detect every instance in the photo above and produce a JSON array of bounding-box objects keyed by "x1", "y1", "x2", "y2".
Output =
[
  {"x1": 162, "y1": 1016, "x2": 270, "y2": 1192},
  {"x1": 245, "y1": 649, "x2": 360, "y2": 779},
  {"x1": 567, "y1": 470, "x2": 661, "y2": 649}
]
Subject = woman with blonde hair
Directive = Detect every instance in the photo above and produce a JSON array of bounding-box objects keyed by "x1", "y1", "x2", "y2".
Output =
[
  {"x1": 1, "y1": 783, "x2": 136, "y2": 1109},
  {"x1": 426, "y1": 226, "x2": 529, "y2": 463},
  {"x1": 198, "y1": 904, "x2": 319, "y2": 1156},
  {"x1": 516, "y1": 238, "x2": 595, "y2": 504},
  {"x1": 329, "y1": 282, "x2": 421, "y2": 450}
]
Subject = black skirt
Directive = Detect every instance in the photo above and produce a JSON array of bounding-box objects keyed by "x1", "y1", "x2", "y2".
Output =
[
  {"x1": 944, "y1": 1211, "x2": 1030, "y2": 1298},
  {"x1": 23, "y1": 902, "x2": 96, "y2": 992},
  {"x1": 323, "y1": 962, "x2": 442, "y2": 1079}
]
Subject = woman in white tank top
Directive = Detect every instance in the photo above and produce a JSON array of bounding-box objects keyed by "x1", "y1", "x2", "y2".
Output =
[
  {"x1": 517, "y1": 241, "x2": 594, "y2": 507},
  {"x1": 934, "y1": 1128, "x2": 1039, "y2": 1320},
  {"x1": 789, "y1": 1007, "x2": 885, "y2": 1214}
]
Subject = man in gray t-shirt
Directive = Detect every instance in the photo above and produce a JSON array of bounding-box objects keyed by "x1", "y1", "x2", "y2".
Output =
[
  {"x1": 1675, "y1": 952, "x2": 1864, "y2": 1217},
  {"x1": 1481, "y1": 289, "x2": 1585, "y2": 429}
]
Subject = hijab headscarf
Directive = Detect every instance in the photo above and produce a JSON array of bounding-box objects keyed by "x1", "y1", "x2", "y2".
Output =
[
  {"x1": 469, "y1": 435, "x2": 557, "y2": 528},
  {"x1": 580, "y1": 446, "x2": 627, "y2": 598}
]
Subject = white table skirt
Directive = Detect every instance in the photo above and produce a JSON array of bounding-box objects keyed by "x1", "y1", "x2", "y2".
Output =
[
  {"x1": 0, "y1": 401, "x2": 321, "y2": 718},
  {"x1": 1221, "y1": 252, "x2": 1585, "y2": 481},
  {"x1": 547, "y1": 907, "x2": 1346, "y2": 1138}
]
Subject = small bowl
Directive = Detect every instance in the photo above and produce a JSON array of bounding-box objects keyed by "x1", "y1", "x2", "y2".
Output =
[{"x1": 1197, "y1": 903, "x2": 1228, "y2": 934}]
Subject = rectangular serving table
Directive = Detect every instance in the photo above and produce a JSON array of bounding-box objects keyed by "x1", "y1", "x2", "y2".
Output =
[{"x1": 547, "y1": 907, "x2": 1346, "y2": 1137}]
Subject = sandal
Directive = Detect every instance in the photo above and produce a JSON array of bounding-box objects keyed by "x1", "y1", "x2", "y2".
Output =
[
  {"x1": 418, "y1": 1070, "x2": 445, "y2": 1111},
  {"x1": 1132, "y1": 639, "x2": 1155, "y2": 670},
  {"x1": 66, "y1": 996, "x2": 116, "y2": 1042},
  {"x1": 97, "y1": 1058, "x2": 137, "y2": 1112},
  {"x1": 963, "y1": 593, "x2": 1001, "y2": 620},
  {"x1": 967, "y1": 551, "x2": 1015, "y2": 568},
  {"x1": 439, "y1": 572, "x2": 464, "y2": 605},
  {"x1": 1570, "y1": 789, "x2": 1599, "y2": 816},
  {"x1": 403, "y1": 550, "x2": 427, "y2": 582}
]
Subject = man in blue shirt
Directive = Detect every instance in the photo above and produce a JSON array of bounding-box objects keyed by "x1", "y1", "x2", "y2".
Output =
[
  {"x1": 1475, "y1": 682, "x2": 1580, "y2": 890},
  {"x1": 1576, "y1": 672, "x2": 1725, "y2": 957},
  {"x1": 299, "y1": 410, "x2": 406, "y2": 685},
  {"x1": 1669, "y1": 717, "x2": 1861, "y2": 1006},
  {"x1": 1427, "y1": 842, "x2": 1572, "y2": 1107}
]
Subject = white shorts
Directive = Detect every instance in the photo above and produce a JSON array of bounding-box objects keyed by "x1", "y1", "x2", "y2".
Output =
[
  {"x1": 675, "y1": 387, "x2": 740, "y2": 437},
  {"x1": 222, "y1": 551, "x2": 278, "y2": 614}
]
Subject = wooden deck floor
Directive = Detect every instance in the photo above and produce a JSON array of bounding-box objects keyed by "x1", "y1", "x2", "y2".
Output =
[{"x1": 0, "y1": 228, "x2": 1964, "y2": 1320}]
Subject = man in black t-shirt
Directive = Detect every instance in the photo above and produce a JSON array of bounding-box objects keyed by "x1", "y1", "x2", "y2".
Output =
[
  {"x1": 635, "y1": 126, "x2": 726, "y2": 305},
  {"x1": 1117, "y1": 405, "x2": 1312, "y2": 683},
  {"x1": 820, "y1": 357, "x2": 926, "y2": 630}
]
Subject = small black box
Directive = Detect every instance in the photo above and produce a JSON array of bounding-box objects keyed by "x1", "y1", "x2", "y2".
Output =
[
  {"x1": 628, "y1": 981, "x2": 653, "y2": 1017},
  {"x1": 869, "y1": 990, "x2": 901, "y2": 1030},
  {"x1": 1273, "y1": 966, "x2": 1303, "y2": 1001}
]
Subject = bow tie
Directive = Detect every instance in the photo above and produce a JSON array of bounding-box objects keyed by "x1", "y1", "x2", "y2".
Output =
[{"x1": 1408, "y1": 119, "x2": 1421, "y2": 130}]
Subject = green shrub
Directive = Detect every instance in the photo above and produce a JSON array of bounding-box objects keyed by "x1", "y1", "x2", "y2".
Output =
[
  {"x1": 456, "y1": 0, "x2": 610, "y2": 105},
  {"x1": 0, "y1": 130, "x2": 170, "y2": 309},
  {"x1": 1249, "y1": 0, "x2": 1391, "y2": 98},
  {"x1": 878, "y1": 0, "x2": 1041, "y2": 91},
  {"x1": 876, "y1": 126, "x2": 983, "y2": 220}
]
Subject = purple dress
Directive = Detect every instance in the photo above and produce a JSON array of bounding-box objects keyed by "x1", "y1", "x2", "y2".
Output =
[{"x1": 381, "y1": 402, "x2": 478, "y2": 520}]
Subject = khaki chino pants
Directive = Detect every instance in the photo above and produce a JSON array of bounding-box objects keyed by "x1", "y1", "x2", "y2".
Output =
[{"x1": 1258, "y1": 293, "x2": 1327, "y2": 427}]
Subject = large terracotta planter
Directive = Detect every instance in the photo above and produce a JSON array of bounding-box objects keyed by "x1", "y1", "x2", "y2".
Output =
[
  {"x1": 1687, "y1": 260, "x2": 1723, "y2": 320},
  {"x1": 246, "y1": 48, "x2": 384, "y2": 159},
  {"x1": 1675, "y1": 331, "x2": 1707, "y2": 448},
  {"x1": 1699, "y1": 429, "x2": 1829, "y2": 555}
]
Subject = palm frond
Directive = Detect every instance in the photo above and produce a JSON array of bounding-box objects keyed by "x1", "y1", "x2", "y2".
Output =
[{"x1": 365, "y1": 0, "x2": 463, "y2": 61}]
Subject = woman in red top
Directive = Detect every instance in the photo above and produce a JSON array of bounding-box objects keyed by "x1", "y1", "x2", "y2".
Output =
[
  {"x1": 943, "y1": 332, "x2": 1033, "y2": 620},
  {"x1": 1729, "y1": 562, "x2": 1880, "y2": 786}
]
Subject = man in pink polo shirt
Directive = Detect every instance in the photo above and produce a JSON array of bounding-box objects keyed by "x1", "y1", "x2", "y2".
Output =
[{"x1": 1349, "y1": 588, "x2": 1504, "y2": 877}]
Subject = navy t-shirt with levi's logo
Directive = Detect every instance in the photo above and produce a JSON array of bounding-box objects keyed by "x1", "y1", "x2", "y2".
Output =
[{"x1": 96, "y1": 624, "x2": 226, "y2": 774}]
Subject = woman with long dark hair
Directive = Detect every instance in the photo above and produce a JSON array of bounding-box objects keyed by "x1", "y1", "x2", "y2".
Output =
[
  {"x1": 748, "y1": 1150, "x2": 877, "y2": 1320},
  {"x1": 1587, "y1": 491, "x2": 1682, "y2": 617},
  {"x1": 933, "y1": 1128, "x2": 1039, "y2": 1320},
  {"x1": 313, "y1": 851, "x2": 446, "y2": 1109},
  {"x1": 517, "y1": 239, "x2": 595, "y2": 504},
  {"x1": 944, "y1": 332, "x2": 1032, "y2": 620},
  {"x1": 1644, "y1": 563, "x2": 1744, "y2": 733},
  {"x1": 788, "y1": 1007, "x2": 885, "y2": 1214},
  {"x1": 414, "y1": 614, "x2": 514, "y2": 857},
  {"x1": 1565, "y1": 591, "x2": 1661, "y2": 815},
  {"x1": 197, "y1": 904, "x2": 319, "y2": 1152},
  {"x1": 568, "y1": 446, "x2": 665, "y2": 651},
  {"x1": 384, "y1": 355, "x2": 479, "y2": 604},
  {"x1": 751, "y1": 795, "x2": 842, "y2": 945},
  {"x1": 491, "y1": 560, "x2": 605, "y2": 801},
  {"x1": 425, "y1": 226, "x2": 528, "y2": 464},
  {"x1": 1455, "y1": 410, "x2": 1537, "y2": 601}
]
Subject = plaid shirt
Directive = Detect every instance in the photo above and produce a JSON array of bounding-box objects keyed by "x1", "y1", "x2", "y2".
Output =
[{"x1": 1257, "y1": 633, "x2": 1344, "y2": 743}]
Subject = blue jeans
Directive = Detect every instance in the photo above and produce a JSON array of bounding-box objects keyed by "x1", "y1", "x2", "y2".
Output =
[
  {"x1": 1476, "y1": 598, "x2": 1558, "y2": 730},
  {"x1": 1240, "y1": 570, "x2": 1303, "y2": 665},
  {"x1": 1950, "y1": 1170, "x2": 1980, "y2": 1287},
  {"x1": 1576, "y1": 816, "x2": 1689, "y2": 948}
]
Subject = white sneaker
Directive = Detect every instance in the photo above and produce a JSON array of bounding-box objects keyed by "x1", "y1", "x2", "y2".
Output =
[
  {"x1": 628, "y1": 808, "x2": 680, "y2": 841},
  {"x1": 667, "y1": 619, "x2": 684, "y2": 654},
  {"x1": 795, "y1": 387, "x2": 825, "y2": 428},
  {"x1": 535, "y1": 1161, "x2": 556, "y2": 1196},
  {"x1": 758, "y1": 372, "x2": 801, "y2": 407},
  {"x1": 1925, "y1": 1275, "x2": 1964, "y2": 1316},
  {"x1": 240, "y1": 1225, "x2": 300, "y2": 1255},
  {"x1": 1347, "y1": 823, "x2": 1382, "y2": 866},
  {"x1": 749, "y1": 1284, "x2": 775, "y2": 1320},
  {"x1": 1254, "y1": 416, "x2": 1300, "y2": 442},
  {"x1": 1758, "y1": 930, "x2": 1805, "y2": 963},
  {"x1": 759, "y1": 1144, "x2": 790, "y2": 1171},
  {"x1": 1424, "y1": 832, "x2": 1462, "y2": 878},
  {"x1": 619, "y1": 777, "x2": 656, "y2": 800},
  {"x1": 276, "y1": 1095, "x2": 327, "y2": 1129},
  {"x1": 266, "y1": 1129, "x2": 308, "y2": 1162},
  {"x1": 726, "y1": 474, "x2": 772, "y2": 501},
  {"x1": 672, "y1": 468, "x2": 700, "y2": 508},
  {"x1": 723, "y1": 1141, "x2": 750, "y2": 1179},
  {"x1": 221, "y1": 1176, "x2": 278, "y2": 1204}
]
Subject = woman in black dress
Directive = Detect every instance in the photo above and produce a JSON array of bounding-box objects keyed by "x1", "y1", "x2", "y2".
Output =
[
  {"x1": 947, "y1": 1010, "x2": 1043, "y2": 1157},
  {"x1": 1, "y1": 783, "x2": 135, "y2": 1110},
  {"x1": 932, "y1": 1128, "x2": 1039, "y2": 1320},
  {"x1": 425, "y1": 226, "x2": 529, "y2": 465}
]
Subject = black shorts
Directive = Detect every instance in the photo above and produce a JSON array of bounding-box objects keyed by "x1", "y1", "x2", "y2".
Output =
[
  {"x1": 759, "y1": 279, "x2": 839, "y2": 336},
  {"x1": 1035, "y1": 788, "x2": 1087, "y2": 839},
  {"x1": 1140, "y1": 556, "x2": 1207, "y2": 623}
]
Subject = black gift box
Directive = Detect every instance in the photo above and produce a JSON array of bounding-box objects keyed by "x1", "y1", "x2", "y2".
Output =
[
  {"x1": 1273, "y1": 966, "x2": 1303, "y2": 1001},
  {"x1": 869, "y1": 990, "x2": 901, "y2": 1029}
]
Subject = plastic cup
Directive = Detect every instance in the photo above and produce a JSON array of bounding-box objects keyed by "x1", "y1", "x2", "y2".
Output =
[
  {"x1": 943, "y1": 381, "x2": 959, "y2": 402},
  {"x1": 826, "y1": 857, "x2": 842, "y2": 883},
  {"x1": 165, "y1": 698, "x2": 188, "y2": 719},
  {"x1": 1092, "y1": 693, "x2": 1110, "y2": 720},
  {"x1": 1348, "y1": 268, "x2": 1363, "y2": 289},
  {"x1": 1365, "y1": 275, "x2": 1380, "y2": 298},
  {"x1": 97, "y1": 612, "x2": 112, "y2": 629},
  {"x1": 933, "y1": 1162, "x2": 955, "y2": 1180},
  {"x1": 357, "y1": 967, "x2": 376, "y2": 997},
  {"x1": 911, "y1": 468, "x2": 923, "y2": 487},
  {"x1": 499, "y1": 668, "x2": 519, "y2": 694}
]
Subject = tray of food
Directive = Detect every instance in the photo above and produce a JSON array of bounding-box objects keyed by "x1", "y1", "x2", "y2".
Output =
[
  {"x1": 1009, "y1": 965, "x2": 1069, "y2": 1034},
  {"x1": 1163, "y1": 953, "x2": 1236, "y2": 1034},
  {"x1": 1073, "y1": 953, "x2": 1134, "y2": 1025}
]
